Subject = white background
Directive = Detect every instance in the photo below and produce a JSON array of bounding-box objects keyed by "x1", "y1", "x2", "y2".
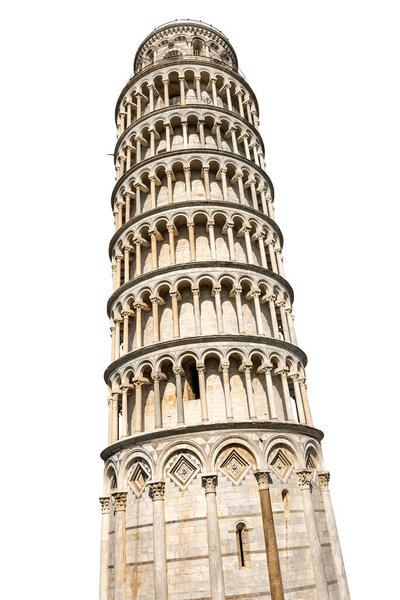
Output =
[{"x1": 1, "y1": 1, "x2": 399, "y2": 598}]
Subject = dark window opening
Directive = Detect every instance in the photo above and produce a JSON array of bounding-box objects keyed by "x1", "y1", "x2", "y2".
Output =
[
  {"x1": 189, "y1": 364, "x2": 200, "y2": 398},
  {"x1": 236, "y1": 523, "x2": 247, "y2": 568}
]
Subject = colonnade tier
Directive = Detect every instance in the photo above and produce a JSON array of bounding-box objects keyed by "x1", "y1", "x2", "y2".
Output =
[
  {"x1": 114, "y1": 107, "x2": 265, "y2": 178},
  {"x1": 111, "y1": 151, "x2": 275, "y2": 228},
  {"x1": 110, "y1": 215, "x2": 286, "y2": 292},
  {"x1": 107, "y1": 264, "x2": 297, "y2": 355},
  {"x1": 115, "y1": 62, "x2": 259, "y2": 137},
  {"x1": 104, "y1": 336, "x2": 311, "y2": 444}
]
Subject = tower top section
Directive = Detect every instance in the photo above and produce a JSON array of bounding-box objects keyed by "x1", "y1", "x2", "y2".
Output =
[{"x1": 134, "y1": 19, "x2": 238, "y2": 74}]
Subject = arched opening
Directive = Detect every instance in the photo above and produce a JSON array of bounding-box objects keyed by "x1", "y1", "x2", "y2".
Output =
[{"x1": 193, "y1": 37, "x2": 204, "y2": 56}]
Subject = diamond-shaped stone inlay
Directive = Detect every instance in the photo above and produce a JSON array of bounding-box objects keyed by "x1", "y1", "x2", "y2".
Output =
[
  {"x1": 270, "y1": 449, "x2": 293, "y2": 482},
  {"x1": 169, "y1": 455, "x2": 198, "y2": 490},
  {"x1": 220, "y1": 449, "x2": 250, "y2": 485},
  {"x1": 129, "y1": 463, "x2": 150, "y2": 497}
]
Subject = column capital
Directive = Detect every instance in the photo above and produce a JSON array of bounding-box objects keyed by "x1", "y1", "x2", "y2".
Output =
[
  {"x1": 151, "y1": 372, "x2": 161, "y2": 383},
  {"x1": 112, "y1": 491, "x2": 128, "y2": 511},
  {"x1": 150, "y1": 295, "x2": 160, "y2": 305},
  {"x1": 254, "y1": 470, "x2": 271, "y2": 490},
  {"x1": 148, "y1": 481, "x2": 166, "y2": 501},
  {"x1": 221, "y1": 361, "x2": 230, "y2": 372},
  {"x1": 191, "y1": 286, "x2": 200, "y2": 296},
  {"x1": 202, "y1": 474, "x2": 218, "y2": 494},
  {"x1": 297, "y1": 469, "x2": 313, "y2": 490},
  {"x1": 234, "y1": 285, "x2": 242, "y2": 295},
  {"x1": 173, "y1": 366, "x2": 184, "y2": 377},
  {"x1": 121, "y1": 310, "x2": 132, "y2": 318},
  {"x1": 318, "y1": 471, "x2": 330, "y2": 491},
  {"x1": 213, "y1": 285, "x2": 221, "y2": 294},
  {"x1": 99, "y1": 496, "x2": 110, "y2": 514}
]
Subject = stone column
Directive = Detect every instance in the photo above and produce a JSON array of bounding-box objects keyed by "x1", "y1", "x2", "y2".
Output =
[
  {"x1": 165, "y1": 127, "x2": 171, "y2": 152},
  {"x1": 285, "y1": 308, "x2": 296, "y2": 344},
  {"x1": 134, "y1": 185, "x2": 141, "y2": 214},
  {"x1": 291, "y1": 375, "x2": 306, "y2": 423},
  {"x1": 163, "y1": 78, "x2": 169, "y2": 106},
  {"x1": 167, "y1": 224, "x2": 175, "y2": 264},
  {"x1": 258, "y1": 234, "x2": 268, "y2": 268},
  {"x1": 260, "y1": 188, "x2": 268, "y2": 214},
  {"x1": 134, "y1": 304, "x2": 142, "y2": 349},
  {"x1": 252, "y1": 290, "x2": 264, "y2": 335},
  {"x1": 187, "y1": 222, "x2": 196, "y2": 261},
  {"x1": 107, "y1": 396, "x2": 113, "y2": 444},
  {"x1": 230, "y1": 128, "x2": 238, "y2": 153},
  {"x1": 211, "y1": 78, "x2": 218, "y2": 105},
  {"x1": 150, "y1": 129, "x2": 155, "y2": 156},
  {"x1": 123, "y1": 246, "x2": 130, "y2": 283},
  {"x1": 195, "y1": 75, "x2": 201, "y2": 102},
  {"x1": 197, "y1": 365, "x2": 209, "y2": 421},
  {"x1": 134, "y1": 381, "x2": 143, "y2": 433},
  {"x1": 275, "y1": 249, "x2": 285, "y2": 277},
  {"x1": 202, "y1": 475, "x2": 226, "y2": 600},
  {"x1": 277, "y1": 302, "x2": 290, "y2": 341},
  {"x1": 99, "y1": 496, "x2": 110, "y2": 600},
  {"x1": 121, "y1": 386, "x2": 129, "y2": 438},
  {"x1": 148, "y1": 84, "x2": 154, "y2": 112},
  {"x1": 221, "y1": 361, "x2": 233, "y2": 421},
  {"x1": 299, "y1": 378, "x2": 313, "y2": 426},
  {"x1": 220, "y1": 167, "x2": 228, "y2": 201},
  {"x1": 318, "y1": 472, "x2": 350, "y2": 600},
  {"x1": 267, "y1": 295, "x2": 279, "y2": 338},
  {"x1": 279, "y1": 370, "x2": 294, "y2": 421},
  {"x1": 150, "y1": 296, "x2": 160, "y2": 343},
  {"x1": 199, "y1": 120, "x2": 205, "y2": 146},
  {"x1": 174, "y1": 367, "x2": 185, "y2": 425},
  {"x1": 244, "y1": 364, "x2": 257, "y2": 419},
  {"x1": 267, "y1": 242, "x2": 278, "y2": 272},
  {"x1": 134, "y1": 240, "x2": 142, "y2": 276},
  {"x1": 179, "y1": 76, "x2": 186, "y2": 104},
  {"x1": 112, "y1": 392, "x2": 119, "y2": 442},
  {"x1": 115, "y1": 256, "x2": 122, "y2": 288},
  {"x1": 192, "y1": 287, "x2": 201, "y2": 334},
  {"x1": 234, "y1": 286, "x2": 245, "y2": 333},
  {"x1": 135, "y1": 93, "x2": 142, "y2": 119},
  {"x1": 226, "y1": 222, "x2": 236, "y2": 260},
  {"x1": 182, "y1": 120, "x2": 188, "y2": 148},
  {"x1": 203, "y1": 166, "x2": 211, "y2": 200},
  {"x1": 170, "y1": 291, "x2": 180, "y2": 338},
  {"x1": 250, "y1": 181, "x2": 258, "y2": 209},
  {"x1": 225, "y1": 84, "x2": 232, "y2": 110},
  {"x1": 267, "y1": 196, "x2": 275, "y2": 219},
  {"x1": 215, "y1": 122, "x2": 223, "y2": 150},
  {"x1": 148, "y1": 482, "x2": 168, "y2": 600},
  {"x1": 263, "y1": 366, "x2": 278, "y2": 420},
  {"x1": 114, "y1": 319, "x2": 121, "y2": 359},
  {"x1": 150, "y1": 176, "x2": 156, "y2": 209},
  {"x1": 153, "y1": 374, "x2": 162, "y2": 428},
  {"x1": 150, "y1": 229, "x2": 158, "y2": 269},
  {"x1": 297, "y1": 470, "x2": 330, "y2": 600},
  {"x1": 236, "y1": 90, "x2": 244, "y2": 117},
  {"x1": 208, "y1": 221, "x2": 217, "y2": 260},
  {"x1": 237, "y1": 173, "x2": 246, "y2": 204},
  {"x1": 166, "y1": 169, "x2": 173, "y2": 203},
  {"x1": 254, "y1": 472, "x2": 285, "y2": 600},
  {"x1": 122, "y1": 311, "x2": 130, "y2": 355},
  {"x1": 112, "y1": 491, "x2": 128, "y2": 600},
  {"x1": 213, "y1": 285, "x2": 224, "y2": 333},
  {"x1": 243, "y1": 227, "x2": 254, "y2": 264}
]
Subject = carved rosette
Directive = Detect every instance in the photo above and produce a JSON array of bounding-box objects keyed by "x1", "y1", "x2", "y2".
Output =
[
  {"x1": 112, "y1": 491, "x2": 128, "y2": 511},
  {"x1": 148, "y1": 481, "x2": 166, "y2": 501},
  {"x1": 99, "y1": 496, "x2": 110, "y2": 514},
  {"x1": 318, "y1": 471, "x2": 331, "y2": 491},
  {"x1": 296, "y1": 469, "x2": 313, "y2": 490},
  {"x1": 254, "y1": 470, "x2": 270, "y2": 490},
  {"x1": 202, "y1": 474, "x2": 218, "y2": 494}
]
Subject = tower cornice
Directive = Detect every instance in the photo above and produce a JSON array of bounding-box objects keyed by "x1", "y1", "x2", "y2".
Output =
[{"x1": 100, "y1": 420, "x2": 324, "y2": 462}]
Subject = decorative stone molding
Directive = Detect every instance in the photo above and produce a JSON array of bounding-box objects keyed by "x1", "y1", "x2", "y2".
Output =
[
  {"x1": 254, "y1": 470, "x2": 270, "y2": 490},
  {"x1": 297, "y1": 469, "x2": 313, "y2": 490},
  {"x1": 318, "y1": 471, "x2": 331, "y2": 491},
  {"x1": 148, "y1": 481, "x2": 166, "y2": 501},
  {"x1": 202, "y1": 474, "x2": 218, "y2": 494},
  {"x1": 99, "y1": 496, "x2": 110, "y2": 514},
  {"x1": 111, "y1": 491, "x2": 128, "y2": 511}
]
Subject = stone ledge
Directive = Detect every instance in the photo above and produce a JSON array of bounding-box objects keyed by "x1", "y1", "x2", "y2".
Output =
[
  {"x1": 100, "y1": 420, "x2": 323, "y2": 461},
  {"x1": 103, "y1": 334, "x2": 307, "y2": 381},
  {"x1": 106, "y1": 261, "x2": 294, "y2": 315}
]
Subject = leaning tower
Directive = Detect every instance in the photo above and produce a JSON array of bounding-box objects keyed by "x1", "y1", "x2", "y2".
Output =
[{"x1": 100, "y1": 19, "x2": 350, "y2": 600}]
